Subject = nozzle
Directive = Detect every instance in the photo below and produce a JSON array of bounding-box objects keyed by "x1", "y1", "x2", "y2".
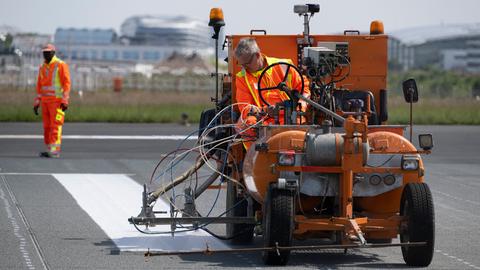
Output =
[{"x1": 138, "y1": 184, "x2": 155, "y2": 219}]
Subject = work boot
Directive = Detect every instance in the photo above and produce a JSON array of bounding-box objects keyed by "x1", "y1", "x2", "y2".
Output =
[{"x1": 39, "y1": 152, "x2": 60, "y2": 158}]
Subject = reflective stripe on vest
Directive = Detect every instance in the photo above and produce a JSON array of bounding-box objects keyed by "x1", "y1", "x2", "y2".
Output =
[
  {"x1": 41, "y1": 62, "x2": 63, "y2": 98},
  {"x1": 237, "y1": 56, "x2": 294, "y2": 107},
  {"x1": 244, "y1": 75, "x2": 261, "y2": 107},
  {"x1": 40, "y1": 92, "x2": 56, "y2": 97},
  {"x1": 52, "y1": 63, "x2": 63, "y2": 98}
]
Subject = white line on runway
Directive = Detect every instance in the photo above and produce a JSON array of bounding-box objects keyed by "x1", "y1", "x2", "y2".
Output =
[
  {"x1": 53, "y1": 173, "x2": 229, "y2": 252},
  {"x1": 0, "y1": 177, "x2": 36, "y2": 270},
  {"x1": 0, "y1": 135, "x2": 197, "y2": 140},
  {"x1": 435, "y1": 250, "x2": 480, "y2": 270},
  {"x1": 0, "y1": 173, "x2": 135, "y2": 176},
  {"x1": 432, "y1": 189, "x2": 480, "y2": 206}
]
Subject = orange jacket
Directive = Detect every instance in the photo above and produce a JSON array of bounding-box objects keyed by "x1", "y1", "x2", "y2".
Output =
[
  {"x1": 235, "y1": 55, "x2": 310, "y2": 124},
  {"x1": 34, "y1": 55, "x2": 71, "y2": 106}
]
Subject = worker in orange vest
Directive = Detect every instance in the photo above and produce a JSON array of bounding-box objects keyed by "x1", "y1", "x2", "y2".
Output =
[
  {"x1": 234, "y1": 38, "x2": 310, "y2": 149},
  {"x1": 33, "y1": 44, "x2": 71, "y2": 158}
]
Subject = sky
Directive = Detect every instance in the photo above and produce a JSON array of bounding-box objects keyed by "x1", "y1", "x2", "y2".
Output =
[{"x1": 1, "y1": 0, "x2": 479, "y2": 36}]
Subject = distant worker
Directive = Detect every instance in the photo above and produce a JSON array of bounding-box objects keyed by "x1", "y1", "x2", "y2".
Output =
[
  {"x1": 33, "y1": 44, "x2": 71, "y2": 158},
  {"x1": 234, "y1": 38, "x2": 310, "y2": 148}
]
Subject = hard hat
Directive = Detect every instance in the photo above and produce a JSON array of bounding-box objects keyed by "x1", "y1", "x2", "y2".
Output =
[{"x1": 42, "y1": 44, "x2": 56, "y2": 52}]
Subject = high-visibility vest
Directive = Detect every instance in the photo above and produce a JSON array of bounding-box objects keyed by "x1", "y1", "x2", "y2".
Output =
[
  {"x1": 35, "y1": 55, "x2": 70, "y2": 105},
  {"x1": 236, "y1": 56, "x2": 293, "y2": 108},
  {"x1": 235, "y1": 55, "x2": 309, "y2": 150}
]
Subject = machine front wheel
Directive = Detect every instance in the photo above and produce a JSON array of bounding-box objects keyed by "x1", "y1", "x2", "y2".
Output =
[
  {"x1": 262, "y1": 185, "x2": 295, "y2": 265},
  {"x1": 400, "y1": 182, "x2": 435, "y2": 267}
]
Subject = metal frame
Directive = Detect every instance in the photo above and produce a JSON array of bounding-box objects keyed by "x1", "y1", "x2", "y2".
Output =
[{"x1": 144, "y1": 242, "x2": 427, "y2": 257}]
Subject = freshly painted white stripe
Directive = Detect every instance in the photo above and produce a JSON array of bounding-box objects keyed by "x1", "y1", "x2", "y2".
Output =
[
  {"x1": 0, "y1": 135, "x2": 197, "y2": 140},
  {"x1": 53, "y1": 174, "x2": 229, "y2": 252}
]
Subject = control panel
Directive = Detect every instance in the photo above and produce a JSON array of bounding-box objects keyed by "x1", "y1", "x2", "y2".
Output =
[{"x1": 316, "y1": 41, "x2": 350, "y2": 66}]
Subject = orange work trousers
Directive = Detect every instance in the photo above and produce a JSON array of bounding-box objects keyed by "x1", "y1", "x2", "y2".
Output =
[{"x1": 40, "y1": 101, "x2": 65, "y2": 154}]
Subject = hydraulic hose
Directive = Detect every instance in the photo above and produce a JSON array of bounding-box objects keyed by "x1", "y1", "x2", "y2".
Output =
[{"x1": 148, "y1": 157, "x2": 206, "y2": 204}]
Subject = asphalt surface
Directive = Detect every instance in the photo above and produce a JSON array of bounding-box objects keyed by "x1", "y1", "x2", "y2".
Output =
[{"x1": 0, "y1": 122, "x2": 479, "y2": 269}]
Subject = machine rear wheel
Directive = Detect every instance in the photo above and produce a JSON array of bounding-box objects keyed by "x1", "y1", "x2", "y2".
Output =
[
  {"x1": 262, "y1": 185, "x2": 295, "y2": 265},
  {"x1": 400, "y1": 182, "x2": 435, "y2": 267},
  {"x1": 226, "y1": 181, "x2": 254, "y2": 244}
]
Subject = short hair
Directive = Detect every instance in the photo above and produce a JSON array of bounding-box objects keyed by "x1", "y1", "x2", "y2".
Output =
[{"x1": 235, "y1": 38, "x2": 260, "y2": 58}]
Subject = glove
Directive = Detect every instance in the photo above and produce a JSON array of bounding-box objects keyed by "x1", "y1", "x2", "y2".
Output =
[
  {"x1": 60, "y1": 103, "x2": 68, "y2": 112},
  {"x1": 33, "y1": 105, "x2": 39, "y2": 115},
  {"x1": 235, "y1": 115, "x2": 258, "y2": 138},
  {"x1": 245, "y1": 115, "x2": 258, "y2": 126}
]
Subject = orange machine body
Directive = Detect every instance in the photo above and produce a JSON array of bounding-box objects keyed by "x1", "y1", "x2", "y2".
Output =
[
  {"x1": 228, "y1": 34, "x2": 388, "y2": 116},
  {"x1": 224, "y1": 32, "x2": 425, "y2": 241}
]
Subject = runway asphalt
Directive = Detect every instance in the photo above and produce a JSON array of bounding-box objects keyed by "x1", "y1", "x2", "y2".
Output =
[{"x1": 0, "y1": 122, "x2": 479, "y2": 269}]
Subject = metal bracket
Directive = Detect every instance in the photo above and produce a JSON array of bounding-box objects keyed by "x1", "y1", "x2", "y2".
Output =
[
  {"x1": 347, "y1": 219, "x2": 367, "y2": 245},
  {"x1": 255, "y1": 142, "x2": 269, "y2": 152},
  {"x1": 277, "y1": 178, "x2": 299, "y2": 190},
  {"x1": 139, "y1": 184, "x2": 154, "y2": 219},
  {"x1": 183, "y1": 187, "x2": 199, "y2": 229},
  {"x1": 296, "y1": 37, "x2": 315, "y2": 69},
  {"x1": 143, "y1": 242, "x2": 428, "y2": 257},
  {"x1": 278, "y1": 178, "x2": 287, "y2": 189}
]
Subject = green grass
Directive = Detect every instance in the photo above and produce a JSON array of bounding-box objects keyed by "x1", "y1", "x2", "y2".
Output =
[
  {"x1": 2, "y1": 100, "x2": 479, "y2": 124},
  {"x1": 388, "y1": 98, "x2": 480, "y2": 125},
  {"x1": 0, "y1": 90, "x2": 478, "y2": 124},
  {"x1": 0, "y1": 104, "x2": 209, "y2": 123},
  {"x1": 0, "y1": 90, "x2": 213, "y2": 123},
  {"x1": 68, "y1": 104, "x2": 209, "y2": 123}
]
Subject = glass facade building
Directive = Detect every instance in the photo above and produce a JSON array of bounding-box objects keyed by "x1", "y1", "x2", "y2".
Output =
[
  {"x1": 120, "y1": 15, "x2": 212, "y2": 49},
  {"x1": 389, "y1": 23, "x2": 480, "y2": 71},
  {"x1": 55, "y1": 28, "x2": 116, "y2": 45},
  {"x1": 53, "y1": 15, "x2": 216, "y2": 64}
]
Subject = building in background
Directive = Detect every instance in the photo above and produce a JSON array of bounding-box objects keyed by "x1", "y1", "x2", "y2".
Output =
[
  {"x1": 11, "y1": 33, "x2": 51, "y2": 65},
  {"x1": 1, "y1": 15, "x2": 224, "y2": 92},
  {"x1": 53, "y1": 15, "x2": 216, "y2": 64},
  {"x1": 389, "y1": 23, "x2": 480, "y2": 72},
  {"x1": 0, "y1": 27, "x2": 16, "y2": 68},
  {"x1": 1, "y1": 29, "x2": 51, "y2": 89},
  {"x1": 121, "y1": 15, "x2": 211, "y2": 48},
  {"x1": 4, "y1": 19, "x2": 480, "y2": 92}
]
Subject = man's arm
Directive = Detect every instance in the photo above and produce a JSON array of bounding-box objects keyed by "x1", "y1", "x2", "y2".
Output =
[
  {"x1": 290, "y1": 71, "x2": 311, "y2": 110},
  {"x1": 34, "y1": 67, "x2": 41, "y2": 107},
  {"x1": 59, "y1": 62, "x2": 71, "y2": 105},
  {"x1": 235, "y1": 76, "x2": 258, "y2": 120}
]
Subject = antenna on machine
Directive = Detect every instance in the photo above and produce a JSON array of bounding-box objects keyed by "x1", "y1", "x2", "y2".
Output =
[{"x1": 293, "y1": 4, "x2": 320, "y2": 45}]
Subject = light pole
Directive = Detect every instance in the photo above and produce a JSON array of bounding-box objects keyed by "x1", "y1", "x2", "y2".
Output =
[{"x1": 208, "y1": 8, "x2": 225, "y2": 111}]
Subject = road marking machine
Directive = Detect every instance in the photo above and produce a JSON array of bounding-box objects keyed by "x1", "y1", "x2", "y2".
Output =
[{"x1": 129, "y1": 4, "x2": 435, "y2": 266}]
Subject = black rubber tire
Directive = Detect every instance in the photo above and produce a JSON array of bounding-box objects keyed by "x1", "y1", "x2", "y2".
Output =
[
  {"x1": 400, "y1": 182, "x2": 435, "y2": 267},
  {"x1": 226, "y1": 181, "x2": 254, "y2": 244},
  {"x1": 262, "y1": 186, "x2": 295, "y2": 265}
]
